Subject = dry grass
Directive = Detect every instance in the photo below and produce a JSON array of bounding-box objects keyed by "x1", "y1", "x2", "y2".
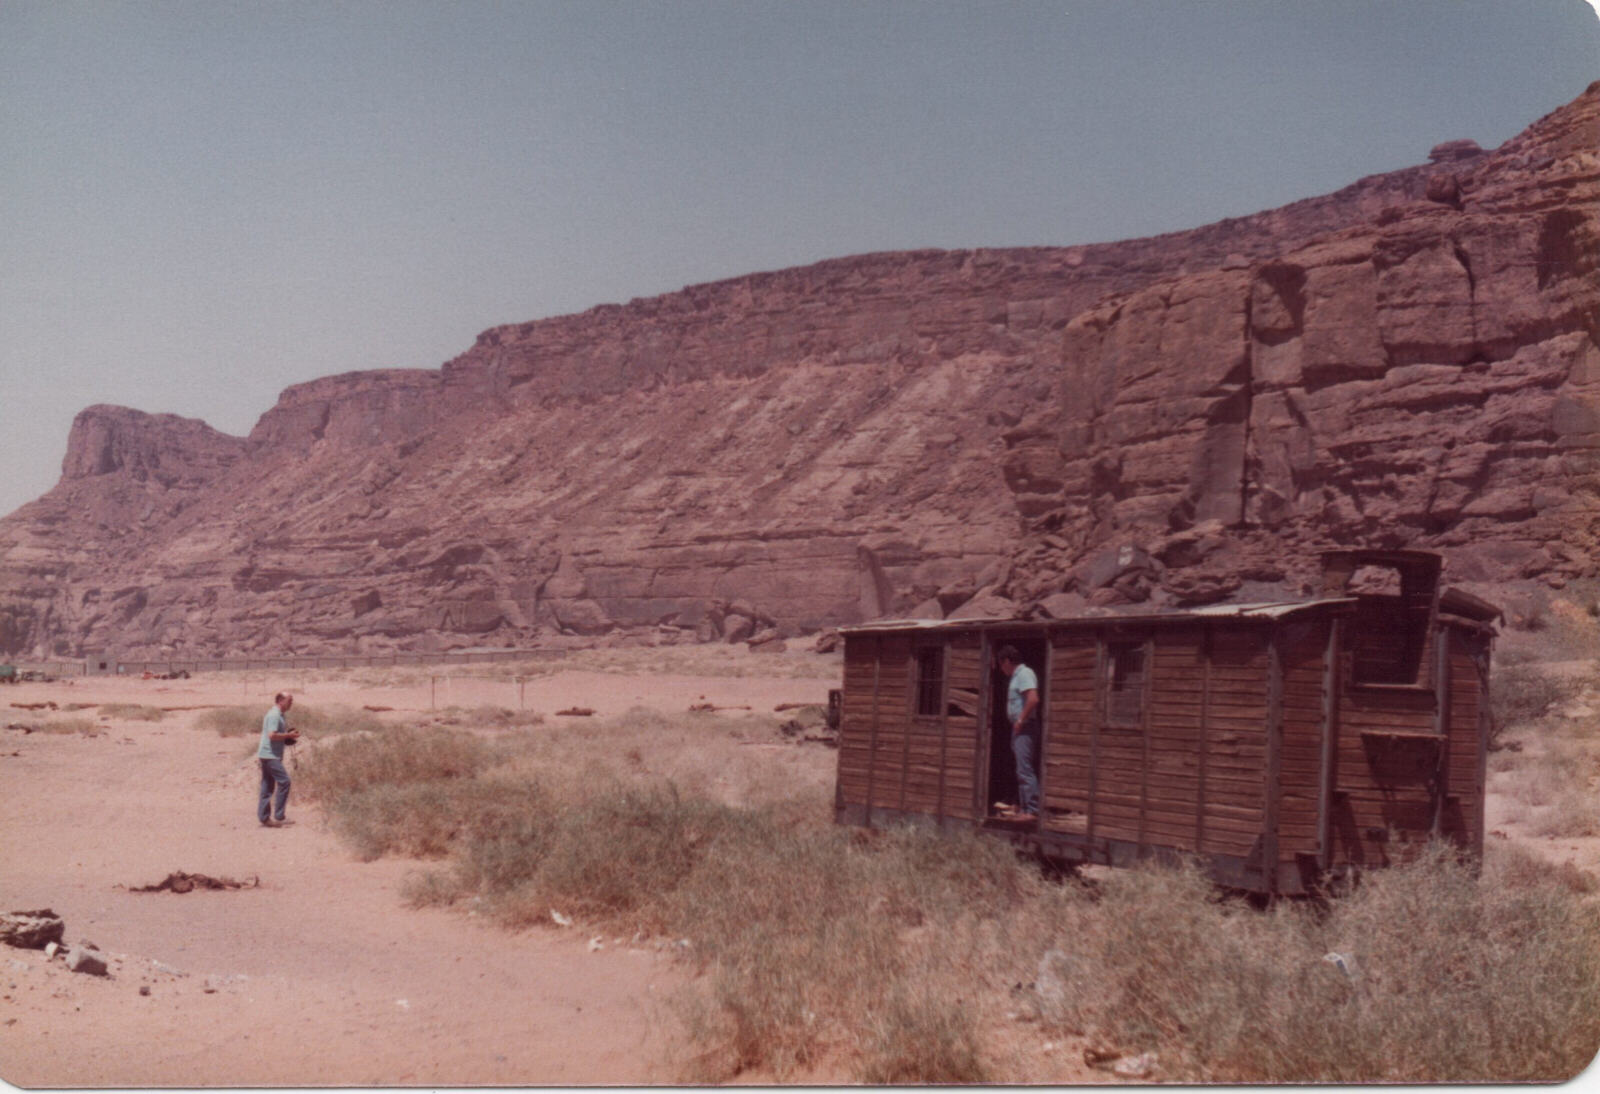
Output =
[
  {"x1": 1491, "y1": 665, "x2": 1583, "y2": 745},
  {"x1": 192, "y1": 704, "x2": 388, "y2": 738},
  {"x1": 34, "y1": 716, "x2": 101, "y2": 736},
  {"x1": 97, "y1": 703, "x2": 165, "y2": 721},
  {"x1": 290, "y1": 699, "x2": 1600, "y2": 1084},
  {"x1": 1031, "y1": 845, "x2": 1600, "y2": 1082},
  {"x1": 1488, "y1": 649, "x2": 1599, "y2": 839}
]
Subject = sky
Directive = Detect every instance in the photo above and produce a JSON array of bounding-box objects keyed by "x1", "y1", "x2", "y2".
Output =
[{"x1": 1, "y1": 0, "x2": 1597, "y2": 519}]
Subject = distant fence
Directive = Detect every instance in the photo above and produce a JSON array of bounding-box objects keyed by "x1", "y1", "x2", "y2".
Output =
[{"x1": 12, "y1": 648, "x2": 567, "y2": 678}]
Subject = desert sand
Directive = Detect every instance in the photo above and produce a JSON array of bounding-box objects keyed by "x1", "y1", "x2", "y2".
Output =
[
  {"x1": 0, "y1": 648, "x2": 841, "y2": 1088},
  {"x1": 3, "y1": 640, "x2": 1596, "y2": 1087}
]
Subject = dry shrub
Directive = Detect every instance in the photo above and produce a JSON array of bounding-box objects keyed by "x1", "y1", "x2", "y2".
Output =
[
  {"x1": 193, "y1": 703, "x2": 386, "y2": 738},
  {"x1": 331, "y1": 776, "x2": 546, "y2": 862},
  {"x1": 37, "y1": 716, "x2": 101, "y2": 736},
  {"x1": 294, "y1": 725, "x2": 494, "y2": 802},
  {"x1": 1035, "y1": 846, "x2": 1600, "y2": 1082},
  {"x1": 466, "y1": 705, "x2": 546, "y2": 728},
  {"x1": 97, "y1": 703, "x2": 165, "y2": 721},
  {"x1": 326, "y1": 736, "x2": 1010, "y2": 1082},
  {"x1": 1490, "y1": 666, "x2": 1580, "y2": 745}
]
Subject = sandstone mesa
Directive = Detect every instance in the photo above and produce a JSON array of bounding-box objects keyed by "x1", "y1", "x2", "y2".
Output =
[{"x1": 1, "y1": 84, "x2": 1596, "y2": 659}]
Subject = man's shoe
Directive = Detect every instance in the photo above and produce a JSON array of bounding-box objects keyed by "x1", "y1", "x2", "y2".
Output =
[
  {"x1": 260, "y1": 819, "x2": 281, "y2": 828},
  {"x1": 274, "y1": 818, "x2": 295, "y2": 826}
]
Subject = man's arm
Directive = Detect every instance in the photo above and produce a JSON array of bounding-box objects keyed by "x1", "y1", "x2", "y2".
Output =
[{"x1": 1013, "y1": 688, "x2": 1039, "y2": 734}]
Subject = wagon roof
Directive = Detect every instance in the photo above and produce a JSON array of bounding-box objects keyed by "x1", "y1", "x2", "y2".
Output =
[{"x1": 840, "y1": 597, "x2": 1359, "y2": 635}]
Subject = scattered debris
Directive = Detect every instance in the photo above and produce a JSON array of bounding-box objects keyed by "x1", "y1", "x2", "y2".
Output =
[
  {"x1": 550, "y1": 910, "x2": 573, "y2": 928},
  {"x1": 688, "y1": 702, "x2": 751, "y2": 712},
  {"x1": 1083, "y1": 1045, "x2": 1121, "y2": 1068},
  {"x1": 1113, "y1": 1052, "x2": 1159, "y2": 1079},
  {"x1": 139, "y1": 985, "x2": 151, "y2": 996},
  {"x1": 555, "y1": 707, "x2": 595, "y2": 717},
  {"x1": 4, "y1": 723, "x2": 33, "y2": 733},
  {"x1": 1, "y1": 909, "x2": 65, "y2": 950},
  {"x1": 1322, "y1": 951, "x2": 1361, "y2": 980},
  {"x1": 813, "y1": 630, "x2": 840, "y2": 654},
  {"x1": 362, "y1": 705, "x2": 394, "y2": 712},
  {"x1": 128, "y1": 872, "x2": 260, "y2": 894},
  {"x1": 587, "y1": 936, "x2": 605, "y2": 953},
  {"x1": 65, "y1": 946, "x2": 108, "y2": 977},
  {"x1": 9, "y1": 702, "x2": 56, "y2": 712},
  {"x1": 44, "y1": 942, "x2": 61, "y2": 958}
]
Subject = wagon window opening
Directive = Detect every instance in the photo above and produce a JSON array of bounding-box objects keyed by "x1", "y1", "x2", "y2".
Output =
[
  {"x1": 914, "y1": 645, "x2": 945, "y2": 717},
  {"x1": 1348, "y1": 564, "x2": 1430, "y2": 686},
  {"x1": 1106, "y1": 641, "x2": 1146, "y2": 726}
]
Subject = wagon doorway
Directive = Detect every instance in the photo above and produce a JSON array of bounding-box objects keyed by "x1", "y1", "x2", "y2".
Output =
[{"x1": 985, "y1": 634, "x2": 1048, "y2": 819}]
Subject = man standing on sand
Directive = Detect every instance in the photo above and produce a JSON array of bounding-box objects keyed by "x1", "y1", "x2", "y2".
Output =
[
  {"x1": 257, "y1": 692, "x2": 299, "y2": 827},
  {"x1": 996, "y1": 645, "x2": 1041, "y2": 820}
]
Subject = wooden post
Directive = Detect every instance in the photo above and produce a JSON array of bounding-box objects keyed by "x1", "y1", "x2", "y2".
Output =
[
  {"x1": 431, "y1": 676, "x2": 436, "y2": 710},
  {"x1": 899, "y1": 643, "x2": 912, "y2": 815},
  {"x1": 1137, "y1": 636, "x2": 1153, "y2": 855},
  {"x1": 973, "y1": 634, "x2": 994, "y2": 820},
  {"x1": 1195, "y1": 624, "x2": 1212, "y2": 855},
  {"x1": 865, "y1": 638, "x2": 882, "y2": 827},
  {"x1": 1431, "y1": 627, "x2": 1453, "y2": 837},
  {"x1": 1317, "y1": 617, "x2": 1343, "y2": 869},
  {"x1": 1089, "y1": 635, "x2": 1106, "y2": 842},
  {"x1": 1264, "y1": 627, "x2": 1284, "y2": 895},
  {"x1": 1039, "y1": 634, "x2": 1054, "y2": 828},
  {"x1": 936, "y1": 641, "x2": 950, "y2": 825}
]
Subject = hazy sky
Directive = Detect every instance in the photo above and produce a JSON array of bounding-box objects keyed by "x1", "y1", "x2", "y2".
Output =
[{"x1": 2, "y1": 1, "x2": 1597, "y2": 518}]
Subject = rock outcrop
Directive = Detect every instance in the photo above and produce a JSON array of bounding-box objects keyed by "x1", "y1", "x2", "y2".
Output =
[{"x1": 1, "y1": 83, "x2": 1596, "y2": 658}]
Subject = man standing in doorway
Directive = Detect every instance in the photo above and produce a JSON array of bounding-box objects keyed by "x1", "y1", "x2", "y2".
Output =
[
  {"x1": 257, "y1": 692, "x2": 299, "y2": 827},
  {"x1": 996, "y1": 645, "x2": 1040, "y2": 820}
]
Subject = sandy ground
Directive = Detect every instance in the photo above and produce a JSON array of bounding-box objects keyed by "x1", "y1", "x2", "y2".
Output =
[
  {"x1": 2, "y1": 642, "x2": 1595, "y2": 1088},
  {"x1": 0, "y1": 649, "x2": 839, "y2": 1088}
]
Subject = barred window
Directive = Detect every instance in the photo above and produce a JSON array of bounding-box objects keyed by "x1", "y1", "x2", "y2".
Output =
[{"x1": 1106, "y1": 641, "x2": 1146, "y2": 726}]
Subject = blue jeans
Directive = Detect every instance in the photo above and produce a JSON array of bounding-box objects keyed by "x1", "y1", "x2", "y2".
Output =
[
  {"x1": 1012, "y1": 730, "x2": 1040, "y2": 815},
  {"x1": 258, "y1": 758, "x2": 291, "y2": 822}
]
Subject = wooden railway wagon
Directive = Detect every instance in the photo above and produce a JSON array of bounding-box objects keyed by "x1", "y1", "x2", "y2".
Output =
[{"x1": 833, "y1": 549, "x2": 1499, "y2": 895}]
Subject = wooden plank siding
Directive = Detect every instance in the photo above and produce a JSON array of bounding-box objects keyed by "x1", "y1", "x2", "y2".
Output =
[
  {"x1": 1444, "y1": 628, "x2": 1489, "y2": 857},
  {"x1": 1275, "y1": 619, "x2": 1333, "y2": 862},
  {"x1": 1198, "y1": 628, "x2": 1269, "y2": 857},
  {"x1": 836, "y1": 633, "x2": 985, "y2": 824},
  {"x1": 1042, "y1": 636, "x2": 1098, "y2": 830},
  {"x1": 835, "y1": 588, "x2": 1492, "y2": 893},
  {"x1": 1326, "y1": 624, "x2": 1457, "y2": 869}
]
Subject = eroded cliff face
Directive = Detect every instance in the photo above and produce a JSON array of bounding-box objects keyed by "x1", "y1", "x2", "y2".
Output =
[{"x1": 1, "y1": 84, "x2": 1595, "y2": 658}]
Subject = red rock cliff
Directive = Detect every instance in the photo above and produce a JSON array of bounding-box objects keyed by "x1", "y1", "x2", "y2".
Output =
[{"x1": 0, "y1": 83, "x2": 1595, "y2": 658}]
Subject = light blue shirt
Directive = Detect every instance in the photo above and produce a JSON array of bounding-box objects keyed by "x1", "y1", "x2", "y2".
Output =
[
  {"x1": 258, "y1": 706, "x2": 287, "y2": 760},
  {"x1": 1007, "y1": 664, "x2": 1038, "y2": 726}
]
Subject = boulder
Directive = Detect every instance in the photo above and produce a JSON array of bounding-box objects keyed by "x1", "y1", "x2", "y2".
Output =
[
  {"x1": 948, "y1": 590, "x2": 1018, "y2": 621},
  {"x1": 722, "y1": 614, "x2": 755, "y2": 644},
  {"x1": 0, "y1": 909, "x2": 65, "y2": 950},
  {"x1": 65, "y1": 945, "x2": 108, "y2": 976},
  {"x1": 1164, "y1": 569, "x2": 1242, "y2": 606}
]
